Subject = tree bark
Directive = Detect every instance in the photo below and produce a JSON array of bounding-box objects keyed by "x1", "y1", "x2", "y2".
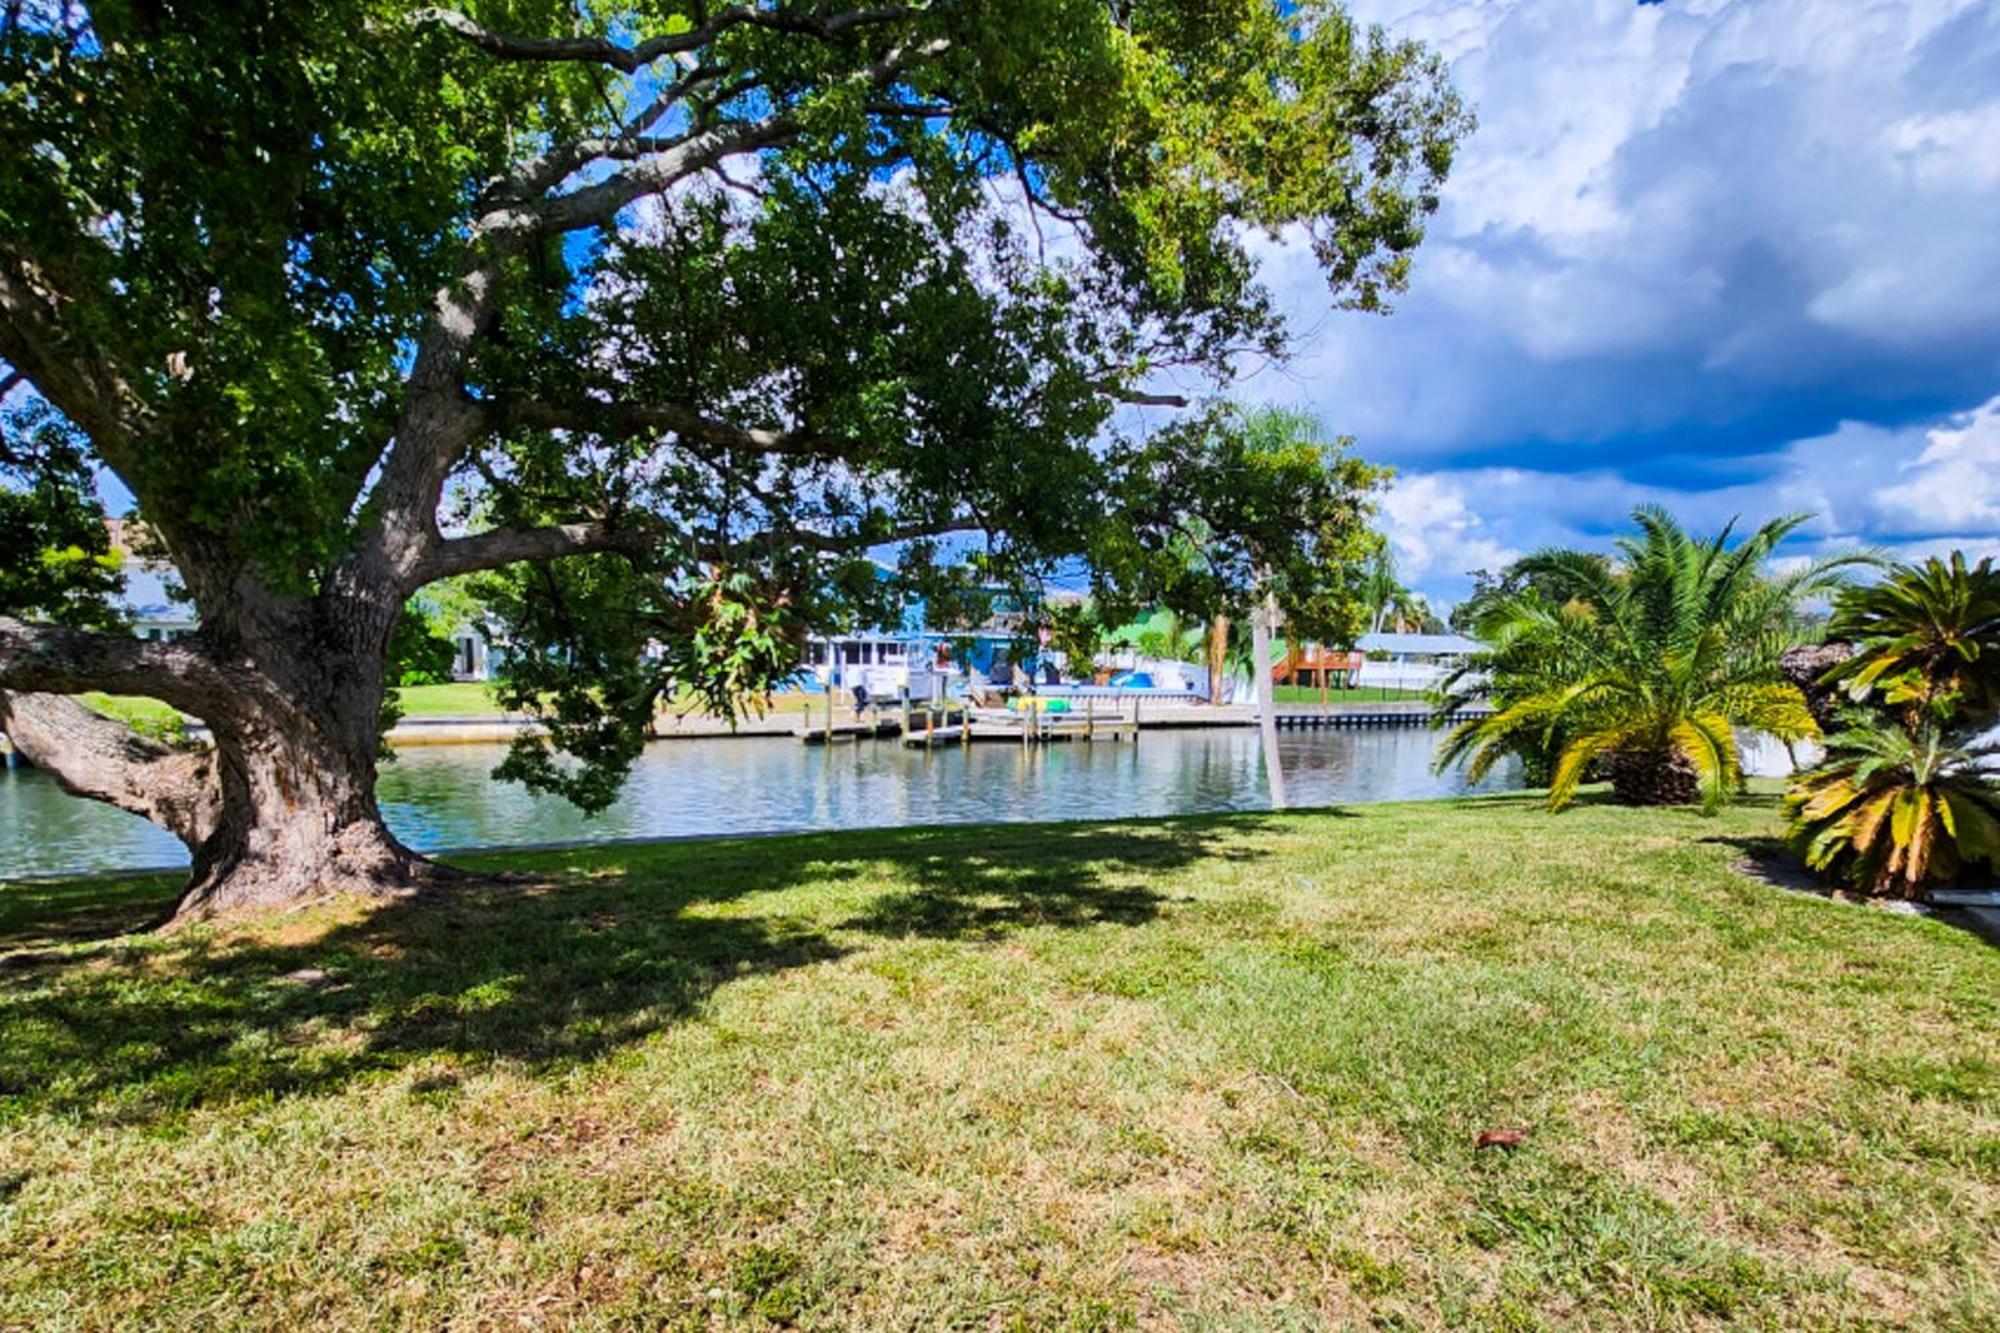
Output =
[
  {"x1": 165, "y1": 596, "x2": 460, "y2": 921},
  {"x1": 1603, "y1": 746, "x2": 1700, "y2": 807},
  {"x1": 1, "y1": 603, "x2": 453, "y2": 924},
  {"x1": 172, "y1": 712, "x2": 441, "y2": 920},
  {"x1": 1779, "y1": 641, "x2": 1855, "y2": 730},
  {"x1": 1206, "y1": 614, "x2": 1230, "y2": 705},
  {"x1": 0, "y1": 691, "x2": 220, "y2": 848}
]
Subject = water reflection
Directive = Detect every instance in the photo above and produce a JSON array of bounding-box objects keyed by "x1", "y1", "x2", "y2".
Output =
[{"x1": 0, "y1": 726, "x2": 1518, "y2": 879}]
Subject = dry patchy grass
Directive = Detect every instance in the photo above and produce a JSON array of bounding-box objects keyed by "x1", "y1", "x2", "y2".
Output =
[{"x1": 1, "y1": 795, "x2": 1996, "y2": 1329}]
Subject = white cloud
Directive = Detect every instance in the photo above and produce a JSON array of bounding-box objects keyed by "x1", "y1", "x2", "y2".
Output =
[
  {"x1": 1876, "y1": 397, "x2": 2000, "y2": 531},
  {"x1": 1884, "y1": 104, "x2": 2000, "y2": 192},
  {"x1": 1241, "y1": 0, "x2": 2000, "y2": 461},
  {"x1": 1378, "y1": 391, "x2": 2000, "y2": 604},
  {"x1": 1379, "y1": 472, "x2": 1521, "y2": 581},
  {"x1": 1222, "y1": 0, "x2": 2000, "y2": 606}
]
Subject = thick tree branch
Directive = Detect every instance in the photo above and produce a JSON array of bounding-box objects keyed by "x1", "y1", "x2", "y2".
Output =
[
  {"x1": 761, "y1": 516, "x2": 975, "y2": 556},
  {"x1": 362, "y1": 31, "x2": 944, "y2": 583},
  {"x1": 487, "y1": 117, "x2": 798, "y2": 238},
  {"x1": 0, "y1": 691, "x2": 221, "y2": 850},
  {"x1": 513, "y1": 397, "x2": 836, "y2": 456},
  {"x1": 0, "y1": 615, "x2": 226, "y2": 712},
  {"x1": 414, "y1": 518, "x2": 662, "y2": 586},
  {"x1": 360, "y1": 281, "x2": 498, "y2": 582},
  {"x1": 483, "y1": 35, "x2": 950, "y2": 239},
  {"x1": 413, "y1": 6, "x2": 919, "y2": 74},
  {"x1": 1103, "y1": 386, "x2": 1190, "y2": 408},
  {"x1": 420, "y1": 510, "x2": 975, "y2": 587},
  {"x1": 0, "y1": 254, "x2": 146, "y2": 455}
]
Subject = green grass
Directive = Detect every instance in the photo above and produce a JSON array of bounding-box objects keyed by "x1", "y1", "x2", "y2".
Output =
[
  {"x1": 78, "y1": 683, "x2": 831, "y2": 723},
  {"x1": 86, "y1": 682, "x2": 1397, "y2": 729},
  {"x1": 76, "y1": 691, "x2": 185, "y2": 739},
  {"x1": 1271, "y1": 683, "x2": 1429, "y2": 704},
  {"x1": 2, "y1": 796, "x2": 1996, "y2": 1328},
  {"x1": 391, "y1": 681, "x2": 510, "y2": 715},
  {"x1": 393, "y1": 682, "x2": 833, "y2": 718},
  {"x1": 81, "y1": 684, "x2": 518, "y2": 725}
]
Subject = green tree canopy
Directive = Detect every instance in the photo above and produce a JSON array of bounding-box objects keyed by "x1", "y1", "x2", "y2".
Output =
[
  {"x1": 1092, "y1": 403, "x2": 1390, "y2": 646},
  {"x1": 0, "y1": 1, "x2": 1469, "y2": 918}
]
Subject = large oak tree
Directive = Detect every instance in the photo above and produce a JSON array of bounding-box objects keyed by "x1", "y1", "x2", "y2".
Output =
[{"x1": 0, "y1": 0, "x2": 1467, "y2": 921}]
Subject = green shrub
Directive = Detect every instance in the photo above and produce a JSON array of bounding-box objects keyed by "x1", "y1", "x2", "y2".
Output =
[
  {"x1": 1784, "y1": 713, "x2": 2000, "y2": 898},
  {"x1": 1786, "y1": 553, "x2": 2000, "y2": 897}
]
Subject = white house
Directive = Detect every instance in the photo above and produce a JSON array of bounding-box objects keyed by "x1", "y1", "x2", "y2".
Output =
[{"x1": 1354, "y1": 631, "x2": 1487, "y2": 691}]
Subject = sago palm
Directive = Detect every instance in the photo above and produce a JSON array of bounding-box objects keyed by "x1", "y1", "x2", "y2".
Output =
[
  {"x1": 1436, "y1": 508, "x2": 1866, "y2": 811},
  {"x1": 1822, "y1": 552, "x2": 2000, "y2": 722},
  {"x1": 1784, "y1": 712, "x2": 2000, "y2": 898}
]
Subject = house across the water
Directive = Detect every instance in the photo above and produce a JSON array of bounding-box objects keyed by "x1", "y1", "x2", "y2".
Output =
[
  {"x1": 1353, "y1": 631, "x2": 1487, "y2": 691},
  {"x1": 801, "y1": 580, "x2": 1089, "y2": 699}
]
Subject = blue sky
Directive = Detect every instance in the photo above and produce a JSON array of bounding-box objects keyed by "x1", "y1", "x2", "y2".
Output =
[{"x1": 1232, "y1": 0, "x2": 2000, "y2": 607}]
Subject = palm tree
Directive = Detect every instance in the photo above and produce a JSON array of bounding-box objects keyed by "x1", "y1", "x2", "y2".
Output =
[
  {"x1": 1204, "y1": 613, "x2": 1231, "y2": 704},
  {"x1": 1785, "y1": 711, "x2": 2000, "y2": 898},
  {"x1": 1435, "y1": 508, "x2": 1867, "y2": 811},
  {"x1": 1780, "y1": 552, "x2": 2000, "y2": 897},
  {"x1": 1132, "y1": 610, "x2": 1203, "y2": 664},
  {"x1": 1361, "y1": 546, "x2": 1403, "y2": 635},
  {"x1": 1822, "y1": 552, "x2": 2000, "y2": 723}
]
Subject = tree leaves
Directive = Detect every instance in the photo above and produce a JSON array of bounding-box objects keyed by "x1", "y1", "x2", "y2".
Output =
[{"x1": 3, "y1": 1, "x2": 1469, "y2": 817}]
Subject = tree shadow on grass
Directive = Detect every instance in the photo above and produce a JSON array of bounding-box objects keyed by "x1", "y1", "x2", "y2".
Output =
[
  {"x1": 1702, "y1": 831, "x2": 2000, "y2": 950},
  {"x1": 0, "y1": 814, "x2": 1274, "y2": 1124},
  {"x1": 839, "y1": 817, "x2": 1271, "y2": 939}
]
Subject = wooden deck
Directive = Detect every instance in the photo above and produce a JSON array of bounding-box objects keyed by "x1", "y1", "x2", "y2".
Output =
[{"x1": 794, "y1": 713, "x2": 904, "y2": 744}]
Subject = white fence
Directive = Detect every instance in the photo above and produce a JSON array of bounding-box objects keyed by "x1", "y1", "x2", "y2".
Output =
[{"x1": 1354, "y1": 661, "x2": 1478, "y2": 693}]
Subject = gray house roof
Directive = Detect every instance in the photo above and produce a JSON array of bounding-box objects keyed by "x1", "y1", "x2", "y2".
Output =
[
  {"x1": 1357, "y1": 631, "x2": 1485, "y2": 657},
  {"x1": 116, "y1": 564, "x2": 197, "y2": 628}
]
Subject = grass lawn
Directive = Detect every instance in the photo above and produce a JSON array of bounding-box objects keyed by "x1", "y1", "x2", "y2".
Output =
[
  {"x1": 80, "y1": 684, "x2": 523, "y2": 724},
  {"x1": 75, "y1": 691, "x2": 185, "y2": 737},
  {"x1": 1271, "y1": 683, "x2": 1429, "y2": 705},
  {"x1": 392, "y1": 681, "x2": 509, "y2": 716},
  {"x1": 1, "y1": 796, "x2": 1995, "y2": 1328}
]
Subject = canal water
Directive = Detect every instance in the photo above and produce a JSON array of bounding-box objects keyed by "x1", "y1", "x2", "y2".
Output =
[{"x1": 0, "y1": 727, "x2": 1520, "y2": 879}]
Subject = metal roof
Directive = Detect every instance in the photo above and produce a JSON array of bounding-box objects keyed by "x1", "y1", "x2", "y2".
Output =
[{"x1": 115, "y1": 565, "x2": 198, "y2": 627}]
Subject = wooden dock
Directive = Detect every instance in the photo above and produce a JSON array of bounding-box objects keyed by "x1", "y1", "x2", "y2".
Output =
[
  {"x1": 792, "y1": 696, "x2": 1489, "y2": 744},
  {"x1": 796, "y1": 715, "x2": 904, "y2": 745},
  {"x1": 901, "y1": 704, "x2": 974, "y2": 748},
  {"x1": 965, "y1": 699, "x2": 1139, "y2": 746}
]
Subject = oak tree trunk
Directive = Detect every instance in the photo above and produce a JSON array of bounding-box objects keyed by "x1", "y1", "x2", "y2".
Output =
[
  {"x1": 172, "y1": 611, "x2": 459, "y2": 921},
  {"x1": 2, "y1": 597, "x2": 456, "y2": 925},
  {"x1": 174, "y1": 711, "x2": 435, "y2": 921}
]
